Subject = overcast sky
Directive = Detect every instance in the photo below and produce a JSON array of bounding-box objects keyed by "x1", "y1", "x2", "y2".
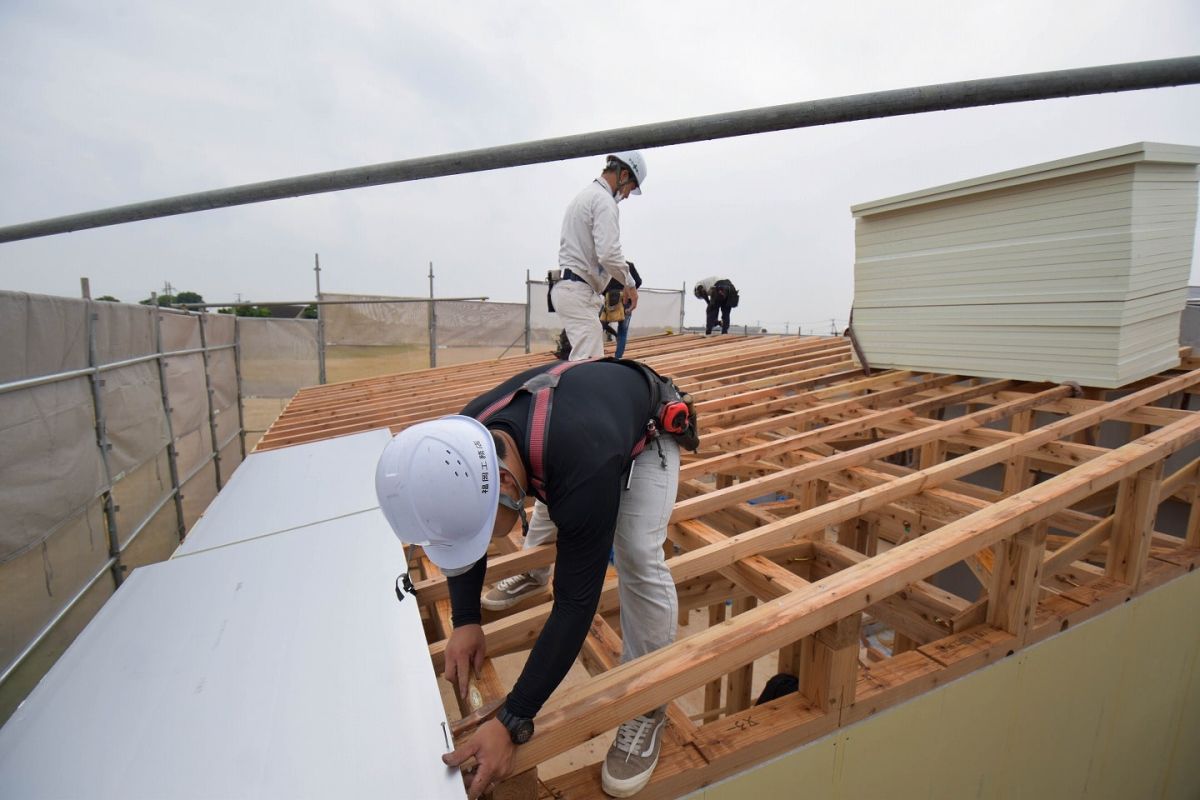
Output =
[{"x1": 1, "y1": 1, "x2": 1198, "y2": 332}]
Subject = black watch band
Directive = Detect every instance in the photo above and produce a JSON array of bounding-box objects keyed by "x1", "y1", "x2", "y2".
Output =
[{"x1": 496, "y1": 705, "x2": 535, "y2": 745}]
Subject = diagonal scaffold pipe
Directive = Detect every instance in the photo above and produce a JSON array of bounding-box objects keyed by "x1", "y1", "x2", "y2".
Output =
[{"x1": 1, "y1": 55, "x2": 1198, "y2": 244}]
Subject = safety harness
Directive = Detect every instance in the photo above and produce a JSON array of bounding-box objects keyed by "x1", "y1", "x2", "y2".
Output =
[{"x1": 476, "y1": 358, "x2": 697, "y2": 502}]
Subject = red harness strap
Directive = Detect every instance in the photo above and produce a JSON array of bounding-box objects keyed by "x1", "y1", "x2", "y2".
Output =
[{"x1": 477, "y1": 360, "x2": 586, "y2": 500}]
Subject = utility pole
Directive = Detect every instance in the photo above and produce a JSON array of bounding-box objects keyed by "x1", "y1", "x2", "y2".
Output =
[
  {"x1": 428, "y1": 261, "x2": 437, "y2": 368},
  {"x1": 524, "y1": 269, "x2": 532, "y2": 354},
  {"x1": 314, "y1": 253, "x2": 326, "y2": 385}
]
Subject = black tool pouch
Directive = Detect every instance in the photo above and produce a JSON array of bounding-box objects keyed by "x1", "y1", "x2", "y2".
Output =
[{"x1": 613, "y1": 359, "x2": 701, "y2": 452}]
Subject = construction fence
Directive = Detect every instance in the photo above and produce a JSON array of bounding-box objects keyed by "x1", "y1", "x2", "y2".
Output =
[
  {"x1": 0, "y1": 290, "x2": 244, "y2": 721},
  {"x1": 316, "y1": 281, "x2": 685, "y2": 373},
  {"x1": 0, "y1": 281, "x2": 684, "y2": 720}
]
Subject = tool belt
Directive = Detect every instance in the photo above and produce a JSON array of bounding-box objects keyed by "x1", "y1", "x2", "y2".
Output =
[{"x1": 599, "y1": 278, "x2": 626, "y2": 323}]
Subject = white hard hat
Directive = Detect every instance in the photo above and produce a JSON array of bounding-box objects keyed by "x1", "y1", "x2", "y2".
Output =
[
  {"x1": 375, "y1": 415, "x2": 499, "y2": 571},
  {"x1": 608, "y1": 151, "x2": 647, "y2": 194}
]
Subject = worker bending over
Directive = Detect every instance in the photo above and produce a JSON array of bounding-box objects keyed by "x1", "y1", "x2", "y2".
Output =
[
  {"x1": 694, "y1": 277, "x2": 739, "y2": 335},
  {"x1": 376, "y1": 358, "x2": 696, "y2": 798}
]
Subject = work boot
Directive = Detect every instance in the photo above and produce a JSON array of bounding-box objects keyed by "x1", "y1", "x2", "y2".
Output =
[
  {"x1": 601, "y1": 707, "x2": 667, "y2": 797},
  {"x1": 481, "y1": 572, "x2": 550, "y2": 611}
]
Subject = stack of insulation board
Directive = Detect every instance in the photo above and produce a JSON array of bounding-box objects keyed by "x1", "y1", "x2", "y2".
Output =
[{"x1": 850, "y1": 142, "x2": 1200, "y2": 388}]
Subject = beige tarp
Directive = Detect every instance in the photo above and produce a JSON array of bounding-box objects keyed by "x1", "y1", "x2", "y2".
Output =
[
  {"x1": 1, "y1": 292, "x2": 243, "y2": 692},
  {"x1": 320, "y1": 286, "x2": 683, "y2": 354},
  {"x1": 237, "y1": 317, "x2": 319, "y2": 398}
]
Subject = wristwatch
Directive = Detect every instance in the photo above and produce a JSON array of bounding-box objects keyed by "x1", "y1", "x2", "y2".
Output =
[{"x1": 496, "y1": 704, "x2": 535, "y2": 745}]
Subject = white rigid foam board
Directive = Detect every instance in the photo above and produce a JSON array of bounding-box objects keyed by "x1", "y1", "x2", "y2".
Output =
[
  {"x1": 0, "y1": 510, "x2": 463, "y2": 800},
  {"x1": 174, "y1": 427, "x2": 395, "y2": 556}
]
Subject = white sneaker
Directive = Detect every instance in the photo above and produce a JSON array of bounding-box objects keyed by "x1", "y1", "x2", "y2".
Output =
[
  {"x1": 481, "y1": 572, "x2": 550, "y2": 611},
  {"x1": 601, "y1": 708, "x2": 667, "y2": 797}
]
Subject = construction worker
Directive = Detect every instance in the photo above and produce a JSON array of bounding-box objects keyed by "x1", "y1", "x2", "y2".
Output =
[
  {"x1": 552, "y1": 151, "x2": 646, "y2": 360},
  {"x1": 483, "y1": 153, "x2": 648, "y2": 614},
  {"x1": 376, "y1": 358, "x2": 692, "y2": 798},
  {"x1": 694, "y1": 277, "x2": 739, "y2": 335}
]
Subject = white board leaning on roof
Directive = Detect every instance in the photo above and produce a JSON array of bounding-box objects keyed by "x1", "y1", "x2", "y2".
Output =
[{"x1": 850, "y1": 142, "x2": 1200, "y2": 388}]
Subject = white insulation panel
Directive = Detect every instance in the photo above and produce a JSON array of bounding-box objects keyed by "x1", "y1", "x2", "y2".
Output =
[
  {"x1": 0, "y1": 431, "x2": 462, "y2": 800},
  {"x1": 174, "y1": 427, "x2": 395, "y2": 556}
]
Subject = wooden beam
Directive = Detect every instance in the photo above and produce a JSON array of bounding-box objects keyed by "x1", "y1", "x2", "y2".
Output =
[
  {"x1": 725, "y1": 596, "x2": 757, "y2": 714},
  {"x1": 1106, "y1": 461, "x2": 1165, "y2": 589},
  {"x1": 801, "y1": 614, "x2": 862, "y2": 714},
  {"x1": 986, "y1": 522, "x2": 1049, "y2": 643}
]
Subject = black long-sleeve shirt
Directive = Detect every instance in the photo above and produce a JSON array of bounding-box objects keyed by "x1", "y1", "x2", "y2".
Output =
[{"x1": 448, "y1": 360, "x2": 653, "y2": 718}]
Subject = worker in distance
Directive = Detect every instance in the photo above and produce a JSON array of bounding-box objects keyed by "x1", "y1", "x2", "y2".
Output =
[{"x1": 376, "y1": 355, "x2": 697, "y2": 798}]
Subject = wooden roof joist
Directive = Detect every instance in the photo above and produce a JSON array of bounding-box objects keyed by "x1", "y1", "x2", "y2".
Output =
[
  {"x1": 257, "y1": 333, "x2": 1200, "y2": 796},
  {"x1": 495, "y1": 412, "x2": 1200, "y2": 775}
]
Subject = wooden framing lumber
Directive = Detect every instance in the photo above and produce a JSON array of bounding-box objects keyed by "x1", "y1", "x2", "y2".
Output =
[{"x1": 254, "y1": 335, "x2": 1200, "y2": 796}]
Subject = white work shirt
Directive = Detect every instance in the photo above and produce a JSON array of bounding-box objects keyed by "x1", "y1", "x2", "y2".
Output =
[
  {"x1": 558, "y1": 179, "x2": 633, "y2": 293},
  {"x1": 697, "y1": 276, "x2": 722, "y2": 294}
]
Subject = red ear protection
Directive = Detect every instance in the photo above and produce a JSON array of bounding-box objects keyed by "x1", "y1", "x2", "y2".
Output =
[{"x1": 660, "y1": 400, "x2": 690, "y2": 435}]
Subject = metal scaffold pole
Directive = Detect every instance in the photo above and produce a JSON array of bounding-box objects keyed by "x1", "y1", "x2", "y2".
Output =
[
  {"x1": 428, "y1": 261, "x2": 437, "y2": 368},
  {"x1": 679, "y1": 281, "x2": 686, "y2": 334},
  {"x1": 314, "y1": 253, "x2": 326, "y2": 385},
  {"x1": 525, "y1": 269, "x2": 532, "y2": 354},
  {"x1": 2, "y1": 57, "x2": 1197, "y2": 243}
]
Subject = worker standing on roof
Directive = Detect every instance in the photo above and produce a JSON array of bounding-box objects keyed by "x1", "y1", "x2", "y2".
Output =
[
  {"x1": 554, "y1": 151, "x2": 646, "y2": 359},
  {"x1": 376, "y1": 358, "x2": 696, "y2": 798},
  {"x1": 481, "y1": 153, "x2": 649, "y2": 614}
]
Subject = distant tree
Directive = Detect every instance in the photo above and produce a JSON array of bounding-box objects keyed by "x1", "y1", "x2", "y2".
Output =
[
  {"x1": 139, "y1": 290, "x2": 203, "y2": 307},
  {"x1": 218, "y1": 305, "x2": 271, "y2": 317},
  {"x1": 302, "y1": 304, "x2": 318, "y2": 319},
  {"x1": 96, "y1": 295, "x2": 120, "y2": 302}
]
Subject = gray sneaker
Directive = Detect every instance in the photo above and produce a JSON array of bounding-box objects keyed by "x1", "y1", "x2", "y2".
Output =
[
  {"x1": 601, "y1": 708, "x2": 667, "y2": 797},
  {"x1": 481, "y1": 572, "x2": 549, "y2": 611}
]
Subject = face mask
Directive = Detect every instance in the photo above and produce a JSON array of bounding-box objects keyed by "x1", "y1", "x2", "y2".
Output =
[
  {"x1": 613, "y1": 190, "x2": 625, "y2": 204},
  {"x1": 498, "y1": 467, "x2": 529, "y2": 536}
]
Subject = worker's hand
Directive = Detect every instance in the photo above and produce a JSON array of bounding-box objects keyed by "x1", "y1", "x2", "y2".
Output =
[
  {"x1": 444, "y1": 624, "x2": 487, "y2": 701},
  {"x1": 623, "y1": 285, "x2": 639, "y2": 311},
  {"x1": 442, "y1": 718, "x2": 516, "y2": 800}
]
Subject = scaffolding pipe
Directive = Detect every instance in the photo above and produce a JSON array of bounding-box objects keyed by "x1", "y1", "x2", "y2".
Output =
[
  {"x1": 1, "y1": 56, "x2": 1197, "y2": 244},
  {"x1": 171, "y1": 296, "x2": 487, "y2": 308},
  {"x1": 85, "y1": 297, "x2": 125, "y2": 589},
  {"x1": 524, "y1": 269, "x2": 532, "y2": 355},
  {"x1": 314, "y1": 253, "x2": 326, "y2": 385}
]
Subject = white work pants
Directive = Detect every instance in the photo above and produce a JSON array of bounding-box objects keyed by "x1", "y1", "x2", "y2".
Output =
[
  {"x1": 551, "y1": 279, "x2": 604, "y2": 360},
  {"x1": 524, "y1": 436, "x2": 680, "y2": 662},
  {"x1": 524, "y1": 278, "x2": 601, "y2": 583}
]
